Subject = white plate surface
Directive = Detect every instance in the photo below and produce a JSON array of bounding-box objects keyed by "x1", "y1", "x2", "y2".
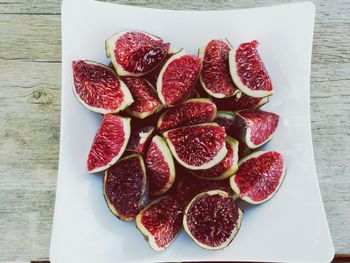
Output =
[{"x1": 51, "y1": 1, "x2": 334, "y2": 262}]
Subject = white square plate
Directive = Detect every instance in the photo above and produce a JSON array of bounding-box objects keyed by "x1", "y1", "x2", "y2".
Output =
[{"x1": 51, "y1": 0, "x2": 334, "y2": 262}]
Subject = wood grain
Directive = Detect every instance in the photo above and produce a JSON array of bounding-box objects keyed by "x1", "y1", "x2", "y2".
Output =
[{"x1": 0, "y1": 0, "x2": 349, "y2": 261}]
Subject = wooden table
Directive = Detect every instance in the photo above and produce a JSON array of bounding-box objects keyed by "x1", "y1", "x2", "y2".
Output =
[{"x1": 0, "y1": 0, "x2": 349, "y2": 261}]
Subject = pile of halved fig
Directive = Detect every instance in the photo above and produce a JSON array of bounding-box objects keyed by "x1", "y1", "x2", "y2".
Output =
[{"x1": 72, "y1": 31, "x2": 286, "y2": 251}]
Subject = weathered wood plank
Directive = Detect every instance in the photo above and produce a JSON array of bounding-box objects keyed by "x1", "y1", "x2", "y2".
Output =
[
  {"x1": 311, "y1": 63, "x2": 350, "y2": 254},
  {"x1": 0, "y1": 15, "x2": 60, "y2": 61},
  {"x1": 0, "y1": 0, "x2": 60, "y2": 14},
  {"x1": 0, "y1": 190, "x2": 55, "y2": 261},
  {"x1": 0, "y1": 0, "x2": 349, "y2": 16},
  {"x1": 0, "y1": 0, "x2": 349, "y2": 261},
  {"x1": 0, "y1": 59, "x2": 60, "y2": 188},
  {"x1": 0, "y1": 60, "x2": 60, "y2": 260}
]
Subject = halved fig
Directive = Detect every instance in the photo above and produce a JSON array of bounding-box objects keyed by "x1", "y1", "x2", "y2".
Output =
[
  {"x1": 123, "y1": 77, "x2": 162, "y2": 119},
  {"x1": 199, "y1": 39, "x2": 239, "y2": 98},
  {"x1": 190, "y1": 136, "x2": 239, "y2": 180},
  {"x1": 232, "y1": 109, "x2": 279, "y2": 149},
  {"x1": 229, "y1": 40, "x2": 273, "y2": 98},
  {"x1": 157, "y1": 49, "x2": 202, "y2": 106},
  {"x1": 106, "y1": 31, "x2": 170, "y2": 76},
  {"x1": 72, "y1": 60, "x2": 133, "y2": 114},
  {"x1": 103, "y1": 154, "x2": 148, "y2": 221},
  {"x1": 145, "y1": 136, "x2": 176, "y2": 196},
  {"x1": 163, "y1": 123, "x2": 227, "y2": 170},
  {"x1": 136, "y1": 195, "x2": 183, "y2": 251},
  {"x1": 213, "y1": 92, "x2": 269, "y2": 111},
  {"x1": 126, "y1": 126, "x2": 155, "y2": 155},
  {"x1": 157, "y1": 98, "x2": 217, "y2": 131},
  {"x1": 230, "y1": 151, "x2": 286, "y2": 204},
  {"x1": 183, "y1": 190, "x2": 243, "y2": 250},
  {"x1": 87, "y1": 114, "x2": 131, "y2": 173},
  {"x1": 215, "y1": 111, "x2": 235, "y2": 135}
]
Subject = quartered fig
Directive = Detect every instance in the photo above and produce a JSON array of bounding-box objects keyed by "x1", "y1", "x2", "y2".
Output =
[
  {"x1": 199, "y1": 39, "x2": 239, "y2": 98},
  {"x1": 232, "y1": 109, "x2": 279, "y2": 149},
  {"x1": 106, "y1": 31, "x2": 170, "y2": 76},
  {"x1": 123, "y1": 77, "x2": 162, "y2": 119},
  {"x1": 136, "y1": 195, "x2": 183, "y2": 251},
  {"x1": 72, "y1": 60, "x2": 133, "y2": 114},
  {"x1": 87, "y1": 114, "x2": 131, "y2": 173},
  {"x1": 163, "y1": 123, "x2": 227, "y2": 170},
  {"x1": 145, "y1": 136, "x2": 176, "y2": 196},
  {"x1": 230, "y1": 151, "x2": 286, "y2": 204},
  {"x1": 157, "y1": 50, "x2": 201, "y2": 106},
  {"x1": 229, "y1": 40, "x2": 273, "y2": 98},
  {"x1": 190, "y1": 136, "x2": 239, "y2": 180}
]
